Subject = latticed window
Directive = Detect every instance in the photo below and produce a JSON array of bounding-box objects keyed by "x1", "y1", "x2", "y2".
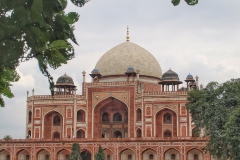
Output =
[
  {"x1": 149, "y1": 154, "x2": 154, "y2": 160},
  {"x1": 128, "y1": 154, "x2": 132, "y2": 160},
  {"x1": 113, "y1": 112, "x2": 122, "y2": 122},
  {"x1": 171, "y1": 154, "x2": 176, "y2": 160},
  {"x1": 164, "y1": 113, "x2": 172, "y2": 124},
  {"x1": 53, "y1": 115, "x2": 60, "y2": 125},
  {"x1": 164, "y1": 130, "x2": 172, "y2": 137},
  {"x1": 194, "y1": 154, "x2": 199, "y2": 160},
  {"x1": 102, "y1": 112, "x2": 109, "y2": 122}
]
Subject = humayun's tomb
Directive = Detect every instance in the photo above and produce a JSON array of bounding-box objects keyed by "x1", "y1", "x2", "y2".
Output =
[{"x1": 0, "y1": 31, "x2": 215, "y2": 160}]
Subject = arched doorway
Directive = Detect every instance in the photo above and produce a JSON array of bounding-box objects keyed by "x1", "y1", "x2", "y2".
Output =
[
  {"x1": 164, "y1": 148, "x2": 180, "y2": 160},
  {"x1": 187, "y1": 149, "x2": 203, "y2": 160},
  {"x1": 17, "y1": 149, "x2": 30, "y2": 160},
  {"x1": 156, "y1": 108, "x2": 177, "y2": 137},
  {"x1": 94, "y1": 97, "x2": 128, "y2": 138},
  {"x1": 142, "y1": 149, "x2": 157, "y2": 160},
  {"x1": 37, "y1": 149, "x2": 50, "y2": 160},
  {"x1": 44, "y1": 111, "x2": 63, "y2": 139},
  {"x1": 120, "y1": 149, "x2": 135, "y2": 160},
  {"x1": 76, "y1": 129, "x2": 85, "y2": 138},
  {"x1": 57, "y1": 149, "x2": 70, "y2": 160},
  {"x1": 81, "y1": 150, "x2": 91, "y2": 160},
  {"x1": 0, "y1": 150, "x2": 11, "y2": 160}
]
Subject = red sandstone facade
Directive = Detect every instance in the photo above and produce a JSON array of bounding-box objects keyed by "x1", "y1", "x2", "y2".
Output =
[{"x1": 0, "y1": 40, "x2": 214, "y2": 160}]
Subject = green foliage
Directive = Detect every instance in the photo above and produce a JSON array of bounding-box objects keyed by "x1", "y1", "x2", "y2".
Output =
[
  {"x1": 225, "y1": 107, "x2": 240, "y2": 160},
  {"x1": 94, "y1": 145, "x2": 105, "y2": 160},
  {"x1": 172, "y1": 0, "x2": 198, "y2": 6},
  {"x1": 0, "y1": 0, "x2": 90, "y2": 107},
  {"x1": 69, "y1": 143, "x2": 82, "y2": 160},
  {"x1": 186, "y1": 79, "x2": 240, "y2": 160},
  {"x1": 3, "y1": 135, "x2": 12, "y2": 140}
]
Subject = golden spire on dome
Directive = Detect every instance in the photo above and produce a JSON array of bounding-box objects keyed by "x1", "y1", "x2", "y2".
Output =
[{"x1": 126, "y1": 26, "x2": 130, "y2": 42}]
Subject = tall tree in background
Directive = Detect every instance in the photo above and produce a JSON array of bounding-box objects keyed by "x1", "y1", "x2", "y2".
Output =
[
  {"x1": 69, "y1": 143, "x2": 82, "y2": 160},
  {"x1": 186, "y1": 79, "x2": 240, "y2": 160},
  {"x1": 0, "y1": 0, "x2": 89, "y2": 107},
  {"x1": 94, "y1": 145, "x2": 105, "y2": 160}
]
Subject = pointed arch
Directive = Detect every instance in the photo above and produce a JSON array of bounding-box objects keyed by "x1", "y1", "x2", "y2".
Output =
[
  {"x1": 120, "y1": 148, "x2": 135, "y2": 160},
  {"x1": 142, "y1": 148, "x2": 157, "y2": 160},
  {"x1": 53, "y1": 131, "x2": 60, "y2": 139},
  {"x1": 113, "y1": 130, "x2": 122, "y2": 138},
  {"x1": 57, "y1": 149, "x2": 70, "y2": 160},
  {"x1": 93, "y1": 97, "x2": 128, "y2": 138},
  {"x1": 187, "y1": 148, "x2": 203, "y2": 160},
  {"x1": 113, "y1": 112, "x2": 122, "y2": 122},
  {"x1": 17, "y1": 149, "x2": 30, "y2": 160},
  {"x1": 37, "y1": 149, "x2": 50, "y2": 160},
  {"x1": 0, "y1": 149, "x2": 11, "y2": 160},
  {"x1": 155, "y1": 108, "x2": 177, "y2": 137},
  {"x1": 136, "y1": 108, "x2": 142, "y2": 121},
  {"x1": 103, "y1": 148, "x2": 114, "y2": 160},
  {"x1": 164, "y1": 148, "x2": 180, "y2": 160},
  {"x1": 76, "y1": 129, "x2": 85, "y2": 138},
  {"x1": 136, "y1": 128, "x2": 142, "y2": 138},
  {"x1": 28, "y1": 111, "x2": 32, "y2": 123},
  {"x1": 44, "y1": 111, "x2": 63, "y2": 139},
  {"x1": 81, "y1": 149, "x2": 92, "y2": 160},
  {"x1": 77, "y1": 109, "x2": 85, "y2": 122}
]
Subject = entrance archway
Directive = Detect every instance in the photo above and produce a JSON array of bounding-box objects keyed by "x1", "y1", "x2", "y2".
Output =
[{"x1": 94, "y1": 97, "x2": 128, "y2": 138}]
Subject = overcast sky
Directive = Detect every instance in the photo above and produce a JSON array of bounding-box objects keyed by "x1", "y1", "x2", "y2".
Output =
[{"x1": 1, "y1": 0, "x2": 240, "y2": 139}]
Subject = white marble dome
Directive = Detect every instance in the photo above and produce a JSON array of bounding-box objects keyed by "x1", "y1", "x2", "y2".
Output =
[{"x1": 95, "y1": 41, "x2": 162, "y2": 78}]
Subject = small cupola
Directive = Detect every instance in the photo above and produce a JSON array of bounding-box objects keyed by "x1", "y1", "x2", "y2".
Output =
[
  {"x1": 159, "y1": 69, "x2": 182, "y2": 92},
  {"x1": 55, "y1": 73, "x2": 76, "y2": 95},
  {"x1": 89, "y1": 67, "x2": 102, "y2": 82}
]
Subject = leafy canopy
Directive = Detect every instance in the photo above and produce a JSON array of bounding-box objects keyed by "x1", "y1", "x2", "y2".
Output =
[
  {"x1": 3, "y1": 135, "x2": 12, "y2": 140},
  {"x1": 172, "y1": 0, "x2": 198, "y2": 6},
  {"x1": 0, "y1": 0, "x2": 89, "y2": 107},
  {"x1": 186, "y1": 79, "x2": 240, "y2": 160}
]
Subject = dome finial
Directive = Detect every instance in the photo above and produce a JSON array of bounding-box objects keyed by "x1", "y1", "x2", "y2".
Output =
[{"x1": 126, "y1": 26, "x2": 130, "y2": 42}]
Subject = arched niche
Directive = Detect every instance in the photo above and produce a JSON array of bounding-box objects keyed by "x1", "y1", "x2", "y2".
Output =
[
  {"x1": 136, "y1": 128, "x2": 142, "y2": 138},
  {"x1": 94, "y1": 97, "x2": 128, "y2": 138},
  {"x1": 53, "y1": 131, "x2": 60, "y2": 139},
  {"x1": 113, "y1": 130, "x2": 122, "y2": 138},
  {"x1": 37, "y1": 149, "x2": 50, "y2": 160},
  {"x1": 76, "y1": 129, "x2": 85, "y2": 138},
  {"x1": 81, "y1": 150, "x2": 91, "y2": 160},
  {"x1": 28, "y1": 111, "x2": 32, "y2": 124},
  {"x1": 77, "y1": 110, "x2": 85, "y2": 122},
  {"x1": 142, "y1": 148, "x2": 157, "y2": 160},
  {"x1": 17, "y1": 149, "x2": 30, "y2": 160},
  {"x1": 0, "y1": 150, "x2": 11, "y2": 160},
  {"x1": 44, "y1": 111, "x2": 63, "y2": 139},
  {"x1": 136, "y1": 108, "x2": 142, "y2": 121},
  {"x1": 156, "y1": 108, "x2": 177, "y2": 137},
  {"x1": 187, "y1": 148, "x2": 203, "y2": 160},
  {"x1": 57, "y1": 149, "x2": 70, "y2": 160},
  {"x1": 164, "y1": 148, "x2": 180, "y2": 160},
  {"x1": 120, "y1": 149, "x2": 135, "y2": 160},
  {"x1": 103, "y1": 149, "x2": 114, "y2": 160}
]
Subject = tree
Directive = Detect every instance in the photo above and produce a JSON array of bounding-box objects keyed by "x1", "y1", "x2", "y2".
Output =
[
  {"x1": 94, "y1": 145, "x2": 105, "y2": 160},
  {"x1": 172, "y1": 0, "x2": 198, "y2": 6},
  {"x1": 3, "y1": 135, "x2": 12, "y2": 140},
  {"x1": 186, "y1": 79, "x2": 240, "y2": 160},
  {"x1": 0, "y1": 0, "x2": 89, "y2": 107},
  {"x1": 225, "y1": 107, "x2": 240, "y2": 160},
  {"x1": 69, "y1": 143, "x2": 82, "y2": 160}
]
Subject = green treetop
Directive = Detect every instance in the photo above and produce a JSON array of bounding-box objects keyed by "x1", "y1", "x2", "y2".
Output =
[{"x1": 187, "y1": 79, "x2": 240, "y2": 160}]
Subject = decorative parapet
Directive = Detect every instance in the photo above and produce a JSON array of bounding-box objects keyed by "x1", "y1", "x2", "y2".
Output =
[
  {"x1": 136, "y1": 91, "x2": 188, "y2": 97},
  {"x1": 27, "y1": 94, "x2": 85, "y2": 100}
]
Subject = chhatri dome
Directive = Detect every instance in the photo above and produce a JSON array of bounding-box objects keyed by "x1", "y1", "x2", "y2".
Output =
[{"x1": 95, "y1": 28, "x2": 162, "y2": 80}]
